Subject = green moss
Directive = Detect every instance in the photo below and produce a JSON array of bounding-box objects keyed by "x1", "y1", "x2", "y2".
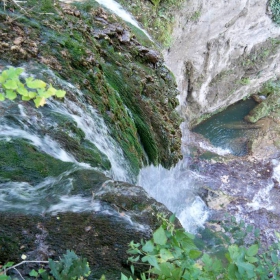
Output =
[
  {"x1": 0, "y1": 139, "x2": 73, "y2": 184},
  {"x1": 0, "y1": 0, "x2": 182, "y2": 175},
  {"x1": 245, "y1": 80, "x2": 280, "y2": 123},
  {"x1": 118, "y1": 0, "x2": 183, "y2": 47}
]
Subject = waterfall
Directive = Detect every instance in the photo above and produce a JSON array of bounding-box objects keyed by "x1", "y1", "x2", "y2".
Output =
[{"x1": 138, "y1": 123, "x2": 209, "y2": 233}]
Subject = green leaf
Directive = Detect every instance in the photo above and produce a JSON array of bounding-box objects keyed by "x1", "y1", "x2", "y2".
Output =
[
  {"x1": 29, "y1": 269, "x2": 39, "y2": 277},
  {"x1": 55, "y1": 90, "x2": 66, "y2": 98},
  {"x1": 5, "y1": 90, "x2": 17, "y2": 100},
  {"x1": 189, "y1": 249, "x2": 202, "y2": 259},
  {"x1": 237, "y1": 262, "x2": 255, "y2": 278},
  {"x1": 169, "y1": 214, "x2": 176, "y2": 223},
  {"x1": 130, "y1": 265, "x2": 134, "y2": 275},
  {"x1": 153, "y1": 226, "x2": 167, "y2": 245},
  {"x1": 127, "y1": 256, "x2": 140, "y2": 262},
  {"x1": 142, "y1": 255, "x2": 160, "y2": 270},
  {"x1": 3, "y1": 79, "x2": 18, "y2": 90},
  {"x1": 228, "y1": 263, "x2": 238, "y2": 279},
  {"x1": 245, "y1": 256, "x2": 258, "y2": 263},
  {"x1": 159, "y1": 248, "x2": 173, "y2": 262},
  {"x1": 7, "y1": 67, "x2": 23, "y2": 79},
  {"x1": 142, "y1": 240, "x2": 155, "y2": 253},
  {"x1": 120, "y1": 273, "x2": 129, "y2": 280},
  {"x1": 26, "y1": 77, "x2": 46, "y2": 89},
  {"x1": 0, "y1": 70, "x2": 8, "y2": 83},
  {"x1": 28, "y1": 91, "x2": 37, "y2": 98},
  {"x1": 17, "y1": 85, "x2": 29, "y2": 96},
  {"x1": 0, "y1": 275, "x2": 9, "y2": 280},
  {"x1": 34, "y1": 96, "x2": 46, "y2": 108},
  {"x1": 271, "y1": 252, "x2": 278, "y2": 263},
  {"x1": 38, "y1": 268, "x2": 46, "y2": 274},
  {"x1": 246, "y1": 244, "x2": 258, "y2": 257},
  {"x1": 22, "y1": 96, "x2": 31, "y2": 101},
  {"x1": 3, "y1": 262, "x2": 14, "y2": 269},
  {"x1": 0, "y1": 93, "x2": 5, "y2": 101}
]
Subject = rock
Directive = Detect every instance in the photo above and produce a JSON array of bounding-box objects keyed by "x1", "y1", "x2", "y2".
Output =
[
  {"x1": 0, "y1": 178, "x2": 176, "y2": 279},
  {"x1": 164, "y1": 0, "x2": 280, "y2": 125},
  {"x1": 252, "y1": 94, "x2": 266, "y2": 103}
]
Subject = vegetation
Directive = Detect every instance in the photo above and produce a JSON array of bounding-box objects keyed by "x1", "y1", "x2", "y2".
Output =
[
  {"x1": 118, "y1": 0, "x2": 184, "y2": 47},
  {"x1": 1, "y1": 214, "x2": 280, "y2": 280},
  {"x1": 0, "y1": 250, "x2": 90, "y2": 280},
  {"x1": 270, "y1": 0, "x2": 280, "y2": 25},
  {"x1": 126, "y1": 214, "x2": 280, "y2": 280},
  {"x1": 0, "y1": 67, "x2": 66, "y2": 108}
]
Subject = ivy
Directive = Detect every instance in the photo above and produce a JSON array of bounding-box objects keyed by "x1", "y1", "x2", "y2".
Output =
[{"x1": 0, "y1": 67, "x2": 66, "y2": 107}]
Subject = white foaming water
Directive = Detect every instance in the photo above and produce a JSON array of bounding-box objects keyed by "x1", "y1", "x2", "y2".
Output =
[
  {"x1": 138, "y1": 161, "x2": 209, "y2": 233},
  {"x1": 94, "y1": 0, "x2": 151, "y2": 39},
  {"x1": 42, "y1": 68, "x2": 135, "y2": 183},
  {"x1": 0, "y1": 125, "x2": 84, "y2": 165},
  {"x1": 48, "y1": 196, "x2": 101, "y2": 214},
  {"x1": 60, "y1": 0, "x2": 151, "y2": 40},
  {"x1": 198, "y1": 141, "x2": 231, "y2": 156},
  {"x1": 246, "y1": 160, "x2": 280, "y2": 211},
  {"x1": 247, "y1": 182, "x2": 274, "y2": 211}
]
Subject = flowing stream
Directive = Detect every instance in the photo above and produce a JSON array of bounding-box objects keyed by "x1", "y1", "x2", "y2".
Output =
[{"x1": 0, "y1": 0, "x2": 210, "y2": 233}]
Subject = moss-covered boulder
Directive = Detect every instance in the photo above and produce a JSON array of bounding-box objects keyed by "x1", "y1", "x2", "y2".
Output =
[
  {"x1": 0, "y1": 179, "x2": 174, "y2": 279},
  {"x1": 245, "y1": 81, "x2": 280, "y2": 123},
  {"x1": 0, "y1": 0, "x2": 182, "y2": 175}
]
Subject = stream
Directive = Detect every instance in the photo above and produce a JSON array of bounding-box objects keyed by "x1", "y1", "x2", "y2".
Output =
[{"x1": 1, "y1": 0, "x2": 278, "y2": 240}]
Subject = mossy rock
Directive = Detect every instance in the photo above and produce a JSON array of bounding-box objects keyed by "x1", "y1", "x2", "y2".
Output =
[
  {"x1": 0, "y1": 0, "x2": 182, "y2": 175},
  {"x1": 0, "y1": 139, "x2": 73, "y2": 184}
]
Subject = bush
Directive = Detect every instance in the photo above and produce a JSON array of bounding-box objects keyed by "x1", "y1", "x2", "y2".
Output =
[{"x1": 126, "y1": 214, "x2": 280, "y2": 280}]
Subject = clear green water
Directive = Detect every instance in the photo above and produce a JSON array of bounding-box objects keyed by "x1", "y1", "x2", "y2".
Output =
[{"x1": 192, "y1": 99, "x2": 257, "y2": 156}]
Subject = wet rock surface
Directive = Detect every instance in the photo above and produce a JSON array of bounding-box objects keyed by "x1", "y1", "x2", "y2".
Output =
[
  {"x1": 0, "y1": 179, "x2": 174, "y2": 279},
  {"x1": 188, "y1": 131, "x2": 280, "y2": 245}
]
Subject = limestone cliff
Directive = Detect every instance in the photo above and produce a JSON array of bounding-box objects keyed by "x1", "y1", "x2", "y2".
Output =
[{"x1": 164, "y1": 0, "x2": 280, "y2": 126}]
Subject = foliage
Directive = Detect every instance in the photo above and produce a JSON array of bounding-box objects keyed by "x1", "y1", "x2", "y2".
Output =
[
  {"x1": 127, "y1": 214, "x2": 280, "y2": 280},
  {"x1": 270, "y1": 0, "x2": 280, "y2": 25},
  {"x1": 118, "y1": 0, "x2": 184, "y2": 47},
  {"x1": 1, "y1": 216, "x2": 280, "y2": 279},
  {"x1": 0, "y1": 67, "x2": 66, "y2": 108},
  {"x1": 0, "y1": 250, "x2": 90, "y2": 280}
]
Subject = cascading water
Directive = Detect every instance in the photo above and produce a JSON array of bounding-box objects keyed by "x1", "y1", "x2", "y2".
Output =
[
  {"x1": 0, "y1": 0, "x2": 209, "y2": 233},
  {"x1": 138, "y1": 123, "x2": 209, "y2": 233},
  {"x1": 0, "y1": 63, "x2": 135, "y2": 214}
]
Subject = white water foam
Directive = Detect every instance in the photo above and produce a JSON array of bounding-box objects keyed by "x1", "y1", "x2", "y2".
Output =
[
  {"x1": 198, "y1": 141, "x2": 231, "y2": 156},
  {"x1": 246, "y1": 160, "x2": 280, "y2": 211},
  {"x1": 247, "y1": 182, "x2": 274, "y2": 211},
  {"x1": 0, "y1": 125, "x2": 85, "y2": 165},
  {"x1": 138, "y1": 161, "x2": 209, "y2": 233},
  {"x1": 41, "y1": 68, "x2": 135, "y2": 183},
  {"x1": 60, "y1": 0, "x2": 152, "y2": 40}
]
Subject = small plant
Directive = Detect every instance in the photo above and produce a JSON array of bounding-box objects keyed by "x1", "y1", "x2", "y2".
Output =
[
  {"x1": 190, "y1": 10, "x2": 201, "y2": 22},
  {"x1": 0, "y1": 67, "x2": 66, "y2": 108},
  {"x1": 0, "y1": 250, "x2": 91, "y2": 280},
  {"x1": 127, "y1": 214, "x2": 280, "y2": 280},
  {"x1": 238, "y1": 77, "x2": 251, "y2": 85}
]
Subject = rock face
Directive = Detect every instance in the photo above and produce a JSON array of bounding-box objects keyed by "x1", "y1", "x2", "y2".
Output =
[{"x1": 164, "y1": 0, "x2": 280, "y2": 126}]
